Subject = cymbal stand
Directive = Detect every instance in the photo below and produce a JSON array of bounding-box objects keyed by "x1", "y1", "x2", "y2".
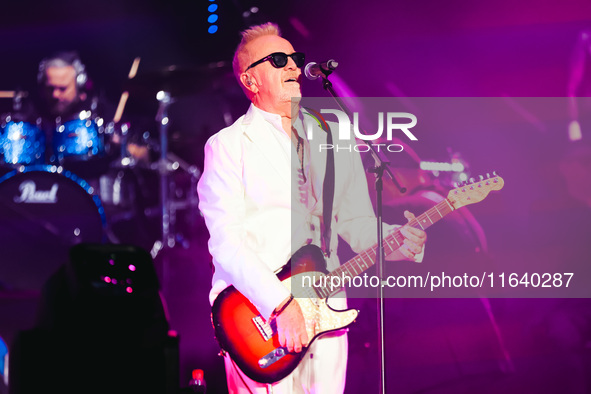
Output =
[
  {"x1": 150, "y1": 91, "x2": 201, "y2": 259},
  {"x1": 163, "y1": 151, "x2": 201, "y2": 237},
  {"x1": 152, "y1": 91, "x2": 174, "y2": 257}
]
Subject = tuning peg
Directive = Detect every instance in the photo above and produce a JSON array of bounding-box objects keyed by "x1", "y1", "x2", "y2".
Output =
[
  {"x1": 492, "y1": 171, "x2": 497, "y2": 177},
  {"x1": 469, "y1": 177, "x2": 474, "y2": 184},
  {"x1": 454, "y1": 182, "x2": 458, "y2": 188},
  {"x1": 486, "y1": 173, "x2": 490, "y2": 179},
  {"x1": 479, "y1": 175, "x2": 484, "y2": 181}
]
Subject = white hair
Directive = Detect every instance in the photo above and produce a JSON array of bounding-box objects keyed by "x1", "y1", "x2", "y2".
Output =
[{"x1": 232, "y1": 22, "x2": 281, "y2": 88}]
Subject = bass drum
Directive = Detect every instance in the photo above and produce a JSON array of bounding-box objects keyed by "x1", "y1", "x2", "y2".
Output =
[{"x1": 0, "y1": 166, "x2": 106, "y2": 291}]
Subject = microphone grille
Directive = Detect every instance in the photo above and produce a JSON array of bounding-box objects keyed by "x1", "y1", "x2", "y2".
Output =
[
  {"x1": 327, "y1": 59, "x2": 339, "y2": 70},
  {"x1": 304, "y1": 62, "x2": 319, "y2": 80}
]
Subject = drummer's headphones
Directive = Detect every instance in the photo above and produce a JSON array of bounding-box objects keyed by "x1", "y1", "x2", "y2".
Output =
[{"x1": 38, "y1": 51, "x2": 88, "y2": 91}]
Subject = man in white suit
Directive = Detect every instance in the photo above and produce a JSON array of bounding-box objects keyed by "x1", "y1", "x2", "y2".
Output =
[{"x1": 197, "y1": 22, "x2": 427, "y2": 393}]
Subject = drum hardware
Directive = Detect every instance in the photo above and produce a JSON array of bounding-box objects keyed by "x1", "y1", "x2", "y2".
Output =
[
  {"x1": 124, "y1": 63, "x2": 230, "y2": 256},
  {"x1": 149, "y1": 91, "x2": 201, "y2": 257},
  {"x1": 154, "y1": 90, "x2": 173, "y2": 255},
  {"x1": 97, "y1": 159, "x2": 157, "y2": 248},
  {"x1": 145, "y1": 150, "x2": 200, "y2": 223},
  {"x1": 99, "y1": 166, "x2": 138, "y2": 223},
  {"x1": 118, "y1": 122, "x2": 132, "y2": 161}
]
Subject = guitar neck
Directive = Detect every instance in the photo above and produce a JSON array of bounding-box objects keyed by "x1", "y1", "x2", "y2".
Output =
[{"x1": 318, "y1": 198, "x2": 455, "y2": 297}]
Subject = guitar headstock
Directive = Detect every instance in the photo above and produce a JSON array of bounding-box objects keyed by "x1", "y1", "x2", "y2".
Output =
[{"x1": 447, "y1": 173, "x2": 504, "y2": 209}]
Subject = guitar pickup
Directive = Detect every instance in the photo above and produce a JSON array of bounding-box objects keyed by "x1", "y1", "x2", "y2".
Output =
[
  {"x1": 252, "y1": 315, "x2": 274, "y2": 341},
  {"x1": 258, "y1": 347, "x2": 287, "y2": 369}
]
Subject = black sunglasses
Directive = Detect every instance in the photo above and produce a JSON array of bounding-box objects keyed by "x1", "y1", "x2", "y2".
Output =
[{"x1": 245, "y1": 52, "x2": 305, "y2": 71}]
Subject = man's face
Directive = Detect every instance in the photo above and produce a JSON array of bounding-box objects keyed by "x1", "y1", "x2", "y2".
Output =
[
  {"x1": 43, "y1": 65, "x2": 79, "y2": 115},
  {"x1": 243, "y1": 35, "x2": 302, "y2": 115}
]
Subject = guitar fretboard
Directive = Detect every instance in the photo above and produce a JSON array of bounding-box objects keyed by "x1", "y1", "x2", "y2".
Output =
[{"x1": 315, "y1": 198, "x2": 455, "y2": 298}]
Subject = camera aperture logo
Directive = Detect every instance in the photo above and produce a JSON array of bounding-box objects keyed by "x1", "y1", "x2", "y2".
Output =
[{"x1": 303, "y1": 108, "x2": 417, "y2": 153}]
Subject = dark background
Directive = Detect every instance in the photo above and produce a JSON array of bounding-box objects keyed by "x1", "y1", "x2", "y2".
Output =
[
  {"x1": 1, "y1": 0, "x2": 590, "y2": 160},
  {"x1": 2, "y1": 0, "x2": 591, "y2": 393}
]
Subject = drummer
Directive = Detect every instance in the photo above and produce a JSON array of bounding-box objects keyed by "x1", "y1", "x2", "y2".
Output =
[
  {"x1": 34, "y1": 52, "x2": 114, "y2": 176},
  {"x1": 37, "y1": 51, "x2": 97, "y2": 122},
  {"x1": 36, "y1": 51, "x2": 155, "y2": 247},
  {"x1": 36, "y1": 51, "x2": 149, "y2": 176}
]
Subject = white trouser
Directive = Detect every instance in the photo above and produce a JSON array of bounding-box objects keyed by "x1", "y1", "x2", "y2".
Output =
[{"x1": 224, "y1": 329, "x2": 348, "y2": 394}]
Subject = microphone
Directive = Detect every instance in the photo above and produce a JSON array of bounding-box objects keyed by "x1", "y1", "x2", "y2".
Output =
[{"x1": 304, "y1": 60, "x2": 339, "y2": 80}]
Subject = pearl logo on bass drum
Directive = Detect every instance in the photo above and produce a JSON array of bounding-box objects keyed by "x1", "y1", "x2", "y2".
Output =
[{"x1": 13, "y1": 181, "x2": 58, "y2": 203}]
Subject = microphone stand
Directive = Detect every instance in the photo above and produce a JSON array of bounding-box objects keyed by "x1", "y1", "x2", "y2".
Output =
[{"x1": 313, "y1": 69, "x2": 405, "y2": 394}]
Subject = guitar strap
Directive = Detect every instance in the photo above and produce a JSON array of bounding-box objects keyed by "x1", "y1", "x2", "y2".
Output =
[{"x1": 303, "y1": 108, "x2": 334, "y2": 258}]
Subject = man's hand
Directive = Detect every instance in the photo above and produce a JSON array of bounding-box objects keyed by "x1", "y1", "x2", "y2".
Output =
[
  {"x1": 386, "y1": 210, "x2": 427, "y2": 261},
  {"x1": 274, "y1": 296, "x2": 309, "y2": 353}
]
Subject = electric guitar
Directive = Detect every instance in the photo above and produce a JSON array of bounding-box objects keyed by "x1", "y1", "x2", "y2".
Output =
[{"x1": 211, "y1": 174, "x2": 504, "y2": 383}]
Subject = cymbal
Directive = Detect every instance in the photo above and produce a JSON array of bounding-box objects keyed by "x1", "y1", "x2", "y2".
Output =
[{"x1": 125, "y1": 61, "x2": 234, "y2": 98}]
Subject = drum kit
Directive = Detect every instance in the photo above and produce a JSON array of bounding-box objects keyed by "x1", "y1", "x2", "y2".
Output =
[{"x1": 0, "y1": 62, "x2": 230, "y2": 292}]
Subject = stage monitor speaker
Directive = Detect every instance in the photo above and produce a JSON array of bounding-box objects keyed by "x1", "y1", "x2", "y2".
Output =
[{"x1": 9, "y1": 243, "x2": 179, "y2": 394}]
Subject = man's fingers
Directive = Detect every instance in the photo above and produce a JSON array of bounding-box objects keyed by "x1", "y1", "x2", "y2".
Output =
[
  {"x1": 403, "y1": 211, "x2": 427, "y2": 237},
  {"x1": 287, "y1": 335, "x2": 295, "y2": 353},
  {"x1": 287, "y1": 331, "x2": 304, "y2": 353},
  {"x1": 300, "y1": 332, "x2": 309, "y2": 348},
  {"x1": 278, "y1": 330, "x2": 286, "y2": 348},
  {"x1": 400, "y1": 227, "x2": 424, "y2": 245},
  {"x1": 400, "y1": 243, "x2": 415, "y2": 259},
  {"x1": 279, "y1": 328, "x2": 308, "y2": 353},
  {"x1": 400, "y1": 220, "x2": 427, "y2": 247},
  {"x1": 403, "y1": 238, "x2": 422, "y2": 254},
  {"x1": 293, "y1": 332, "x2": 308, "y2": 353},
  {"x1": 404, "y1": 210, "x2": 416, "y2": 221},
  {"x1": 275, "y1": 298, "x2": 308, "y2": 353},
  {"x1": 281, "y1": 329, "x2": 294, "y2": 352},
  {"x1": 277, "y1": 327, "x2": 305, "y2": 353},
  {"x1": 406, "y1": 226, "x2": 427, "y2": 239}
]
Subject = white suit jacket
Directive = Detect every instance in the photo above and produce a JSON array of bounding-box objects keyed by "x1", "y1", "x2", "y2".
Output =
[{"x1": 198, "y1": 103, "x2": 391, "y2": 319}]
